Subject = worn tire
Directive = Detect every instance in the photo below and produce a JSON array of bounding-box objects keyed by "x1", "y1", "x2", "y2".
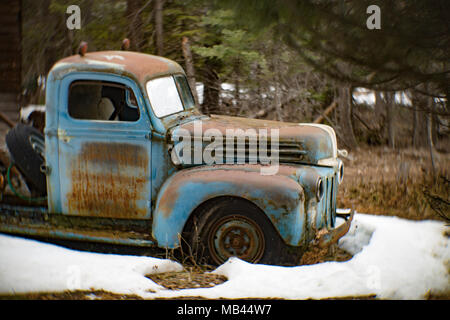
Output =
[
  {"x1": 6, "y1": 123, "x2": 47, "y2": 196},
  {"x1": 183, "y1": 197, "x2": 304, "y2": 266}
]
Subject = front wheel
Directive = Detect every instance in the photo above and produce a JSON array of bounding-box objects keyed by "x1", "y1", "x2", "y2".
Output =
[
  {"x1": 185, "y1": 198, "x2": 304, "y2": 266},
  {"x1": 207, "y1": 213, "x2": 265, "y2": 264}
]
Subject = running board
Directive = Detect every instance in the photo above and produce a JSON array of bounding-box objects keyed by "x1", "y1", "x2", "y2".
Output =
[
  {"x1": 0, "y1": 204, "x2": 155, "y2": 247},
  {"x1": 0, "y1": 224, "x2": 155, "y2": 247}
]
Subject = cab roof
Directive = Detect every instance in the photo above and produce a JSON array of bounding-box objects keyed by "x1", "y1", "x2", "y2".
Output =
[{"x1": 50, "y1": 51, "x2": 185, "y2": 84}]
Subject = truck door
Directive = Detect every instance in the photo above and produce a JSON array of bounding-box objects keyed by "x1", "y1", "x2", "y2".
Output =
[{"x1": 56, "y1": 74, "x2": 152, "y2": 219}]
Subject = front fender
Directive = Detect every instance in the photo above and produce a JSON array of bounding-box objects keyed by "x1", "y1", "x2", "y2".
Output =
[{"x1": 152, "y1": 165, "x2": 306, "y2": 248}]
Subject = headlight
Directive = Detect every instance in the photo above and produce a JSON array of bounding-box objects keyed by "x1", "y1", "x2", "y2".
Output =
[
  {"x1": 170, "y1": 145, "x2": 182, "y2": 165},
  {"x1": 338, "y1": 162, "x2": 344, "y2": 184},
  {"x1": 316, "y1": 177, "x2": 324, "y2": 201}
]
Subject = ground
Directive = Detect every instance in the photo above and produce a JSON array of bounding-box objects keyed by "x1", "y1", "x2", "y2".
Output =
[{"x1": 337, "y1": 146, "x2": 449, "y2": 221}]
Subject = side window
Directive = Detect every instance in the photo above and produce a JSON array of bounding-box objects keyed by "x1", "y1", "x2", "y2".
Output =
[
  {"x1": 68, "y1": 81, "x2": 140, "y2": 122},
  {"x1": 174, "y1": 75, "x2": 195, "y2": 109}
]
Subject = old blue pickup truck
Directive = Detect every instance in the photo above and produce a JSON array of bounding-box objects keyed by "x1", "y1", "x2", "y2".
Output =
[{"x1": 0, "y1": 45, "x2": 353, "y2": 265}]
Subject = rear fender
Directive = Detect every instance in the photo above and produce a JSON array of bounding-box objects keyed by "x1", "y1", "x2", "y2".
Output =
[{"x1": 152, "y1": 166, "x2": 306, "y2": 248}]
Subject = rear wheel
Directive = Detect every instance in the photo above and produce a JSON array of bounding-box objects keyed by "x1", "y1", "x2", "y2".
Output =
[{"x1": 184, "y1": 197, "x2": 304, "y2": 266}]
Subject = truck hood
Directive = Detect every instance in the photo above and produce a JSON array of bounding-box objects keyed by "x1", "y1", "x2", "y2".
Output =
[{"x1": 168, "y1": 114, "x2": 337, "y2": 166}]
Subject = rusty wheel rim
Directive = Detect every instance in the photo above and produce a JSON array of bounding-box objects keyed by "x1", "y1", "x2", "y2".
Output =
[{"x1": 208, "y1": 215, "x2": 265, "y2": 265}]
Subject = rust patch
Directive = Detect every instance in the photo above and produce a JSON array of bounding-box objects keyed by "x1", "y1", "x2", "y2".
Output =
[
  {"x1": 157, "y1": 164, "x2": 303, "y2": 218},
  {"x1": 178, "y1": 114, "x2": 325, "y2": 139},
  {"x1": 171, "y1": 115, "x2": 334, "y2": 163},
  {"x1": 66, "y1": 142, "x2": 149, "y2": 219},
  {"x1": 315, "y1": 209, "x2": 354, "y2": 248},
  {"x1": 78, "y1": 143, "x2": 148, "y2": 168}
]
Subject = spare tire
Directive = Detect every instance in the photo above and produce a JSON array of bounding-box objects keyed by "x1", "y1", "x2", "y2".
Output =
[{"x1": 6, "y1": 123, "x2": 47, "y2": 196}]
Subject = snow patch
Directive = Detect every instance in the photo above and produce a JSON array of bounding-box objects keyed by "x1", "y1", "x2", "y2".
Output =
[
  {"x1": 153, "y1": 214, "x2": 449, "y2": 299},
  {"x1": 0, "y1": 234, "x2": 183, "y2": 296},
  {"x1": 20, "y1": 105, "x2": 45, "y2": 122}
]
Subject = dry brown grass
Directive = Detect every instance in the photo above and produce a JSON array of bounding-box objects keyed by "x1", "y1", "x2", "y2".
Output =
[
  {"x1": 337, "y1": 146, "x2": 450, "y2": 221},
  {"x1": 0, "y1": 290, "x2": 144, "y2": 300},
  {"x1": 146, "y1": 270, "x2": 227, "y2": 290}
]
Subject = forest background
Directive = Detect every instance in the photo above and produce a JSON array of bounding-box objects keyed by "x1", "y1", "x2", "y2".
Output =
[{"x1": 21, "y1": 0, "x2": 449, "y2": 221}]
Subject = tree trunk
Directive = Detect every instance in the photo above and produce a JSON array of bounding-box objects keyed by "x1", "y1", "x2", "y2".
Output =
[
  {"x1": 271, "y1": 53, "x2": 283, "y2": 121},
  {"x1": 427, "y1": 97, "x2": 436, "y2": 175},
  {"x1": 126, "y1": 0, "x2": 144, "y2": 51},
  {"x1": 154, "y1": 0, "x2": 164, "y2": 56},
  {"x1": 411, "y1": 91, "x2": 428, "y2": 148},
  {"x1": 313, "y1": 101, "x2": 337, "y2": 124},
  {"x1": 337, "y1": 86, "x2": 357, "y2": 149},
  {"x1": 385, "y1": 92, "x2": 395, "y2": 149},
  {"x1": 274, "y1": 80, "x2": 282, "y2": 121},
  {"x1": 201, "y1": 59, "x2": 220, "y2": 114},
  {"x1": 412, "y1": 104, "x2": 418, "y2": 146},
  {"x1": 233, "y1": 61, "x2": 240, "y2": 110},
  {"x1": 374, "y1": 91, "x2": 384, "y2": 130},
  {"x1": 181, "y1": 37, "x2": 199, "y2": 105}
]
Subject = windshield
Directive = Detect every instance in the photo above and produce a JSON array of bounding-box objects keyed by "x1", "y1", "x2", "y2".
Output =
[{"x1": 146, "y1": 75, "x2": 195, "y2": 118}]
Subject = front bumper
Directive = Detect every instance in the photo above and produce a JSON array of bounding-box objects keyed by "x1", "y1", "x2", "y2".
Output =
[{"x1": 315, "y1": 208, "x2": 354, "y2": 248}]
